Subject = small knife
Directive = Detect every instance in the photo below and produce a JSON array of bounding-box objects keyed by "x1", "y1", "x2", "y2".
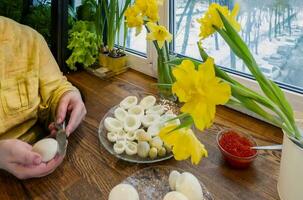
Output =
[{"x1": 55, "y1": 121, "x2": 67, "y2": 156}]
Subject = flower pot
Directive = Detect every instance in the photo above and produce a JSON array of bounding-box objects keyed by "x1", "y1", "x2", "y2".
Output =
[
  {"x1": 107, "y1": 55, "x2": 127, "y2": 73},
  {"x1": 98, "y1": 53, "x2": 128, "y2": 74},
  {"x1": 99, "y1": 53, "x2": 108, "y2": 68},
  {"x1": 277, "y1": 132, "x2": 303, "y2": 200}
]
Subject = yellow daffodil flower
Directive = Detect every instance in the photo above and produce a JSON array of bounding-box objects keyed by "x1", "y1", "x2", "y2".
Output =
[
  {"x1": 124, "y1": 5, "x2": 144, "y2": 35},
  {"x1": 135, "y1": 0, "x2": 148, "y2": 14},
  {"x1": 135, "y1": 0, "x2": 160, "y2": 22},
  {"x1": 145, "y1": 2, "x2": 160, "y2": 22},
  {"x1": 172, "y1": 58, "x2": 231, "y2": 131},
  {"x1": 197, "y1": 3, "x2": 241, "y2": 39},
  {"x1": 159, "y1": 125, "x2": 208, "y2": 165},
  {"x1": 146, "y1": 22, "x2": 172, "y2": 48}
]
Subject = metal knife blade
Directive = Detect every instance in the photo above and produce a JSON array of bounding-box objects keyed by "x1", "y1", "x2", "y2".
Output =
[{"x1": 55, "y1": 121, "x2": 67, "y2": 156}]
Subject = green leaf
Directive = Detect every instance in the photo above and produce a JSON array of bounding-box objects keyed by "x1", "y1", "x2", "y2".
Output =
[
  {"x1": 166, "y1": 113, "x2": 191, "y2": 123},
  {"x1": 166, "y1": 58, "x2": 201, "y2": 70},
  {"x1": 168, "y1": 116, "x2": 194, "y2": 133},
  {"x1": 232, "y1": 94, "x2": 282, "y2": 127},
  {"x1": 217, "y1": 9, "x2": 300, "y2": 138},
  {"x1": 268, "y1": 80, "x2": 294, "y2": 118},
  {"x1": 154, "y1": 83, "x2": 172, "y2": 88}
]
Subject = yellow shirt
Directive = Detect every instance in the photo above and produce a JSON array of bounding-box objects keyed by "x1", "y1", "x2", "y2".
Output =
[{"x1": 0, "y1": 17, "x2": 77, "y2": 142}]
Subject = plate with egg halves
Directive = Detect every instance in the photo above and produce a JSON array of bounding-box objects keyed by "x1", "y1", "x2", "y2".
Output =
[{"x1": 98, "y1": 94, "x2": 180, "y2": 163}]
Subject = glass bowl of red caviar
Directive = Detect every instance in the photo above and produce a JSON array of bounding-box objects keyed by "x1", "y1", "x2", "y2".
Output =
[{"x1": 216, "y1": 129, "x2": 258, "y2": 168}]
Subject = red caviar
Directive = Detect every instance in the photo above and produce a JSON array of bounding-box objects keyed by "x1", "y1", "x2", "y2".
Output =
[{"x1": 219, "y1": 130, "x2": 256, "y2": 157}]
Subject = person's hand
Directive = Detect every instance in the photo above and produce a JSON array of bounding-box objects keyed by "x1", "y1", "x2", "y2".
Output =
[
  {"x1": 0, "y1": 139, "x2": 64, "y2": 179},
  {"x1": 50, "y1": 90, "x2": 86, "y2": 136}
]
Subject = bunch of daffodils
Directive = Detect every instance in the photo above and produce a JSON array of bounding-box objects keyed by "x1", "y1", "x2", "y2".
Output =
[
  {"x1": 160, "y1": 3, "x2": 302, "y2": 165},
  {"x1": 125, "y1": 0, "x2": 174, "y2": 96}
]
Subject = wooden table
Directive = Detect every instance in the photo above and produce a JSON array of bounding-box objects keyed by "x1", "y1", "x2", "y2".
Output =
[{"x1": 0, "y1": 70, "x2": 283, "y2": 200}]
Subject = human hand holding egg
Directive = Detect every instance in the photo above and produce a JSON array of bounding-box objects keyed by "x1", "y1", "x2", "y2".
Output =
[{"x1": 0, "y1": 139, "x2": 64, "y2": 179}]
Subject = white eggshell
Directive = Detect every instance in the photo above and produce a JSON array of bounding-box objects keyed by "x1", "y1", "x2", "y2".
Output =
[
  {"x1": 139, "y1": 95, "x2": 156, "y2": 109},
  {"x1": 124, "y1": 115, "x2": 141, "y2": 132},
  {"x1": 147, "y1": 123, "x2": 162, "y2": 137},
  {"x1": 113, "y1": 141, "x2": 126, "y2": 154},
  {"x1": 116, "y1": 131, "x2": 127, "y2": 141},
  {"x1": 120, "y1": 96, "x2": 138, "y2": 109},
  {"x1": 109, "y1": 184, "x2": 139, "y2": 200},
  {"x1": 126, "y1": 131, "x2": 137, "y2": 141},
  {"x1": 104, "y1": 117, "x2": 124, "y2": 133},
  {"x1": 114, "y1": 107, "x2": 128, "y2": 122},
  {"x1": 107, "y1": 132, "x2": 118, "y2": 142},
  {"x1": 146, "y1": 105, "x2": 165, "y2": 115},
  {"x1": 175, "y1": 172, "x2": 203, "y2": 200},
  {"x1": 169, "y1": 170, "x2": 181, "y2": 190},
  {"x1": 128, "y1": 105, "x2": 144, "y2": 118},
  {"x1": 141, "y1": 114, "x2": 160, "y2": 128},
  {"x1": 163, "y1": 191, "x2": 188, "y2": 200},
  {"x1": 32, "y1": 138, "x2": 58, "y2": 162},
  {"x1": 125, "y1": 141, "x2": 138, "y2": 156},
  {"x1": 161, "y1": 114, "x2": 180, "y2": 126}
]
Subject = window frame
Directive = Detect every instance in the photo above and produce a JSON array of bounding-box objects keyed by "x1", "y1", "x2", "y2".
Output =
[
  {"x1": 119, "y1": 0, "x2": 303, "y2": 114},
  {"x1": 167, "y1": 0, "x2": 303, "y2": 114}
]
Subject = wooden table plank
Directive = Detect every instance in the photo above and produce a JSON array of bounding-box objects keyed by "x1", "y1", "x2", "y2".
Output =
[{"x1": 0, "y1": 70, "x2": 282, "y2": 200}]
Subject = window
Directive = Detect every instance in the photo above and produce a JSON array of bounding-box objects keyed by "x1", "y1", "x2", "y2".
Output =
[
  {"x1": 124, "y1": 28, "x2": 147, "y2": 55},
  {"x1": 116, "y1": 0, "x2": 154, "y2": 76},
  {"x1": 169, "y1": 0, "x2": 303, "y2": 112}
]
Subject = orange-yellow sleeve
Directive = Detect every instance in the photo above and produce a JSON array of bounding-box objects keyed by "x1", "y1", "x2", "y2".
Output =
[{"x1": 37, "y1": 34, "x2": 78, "y2": 126}]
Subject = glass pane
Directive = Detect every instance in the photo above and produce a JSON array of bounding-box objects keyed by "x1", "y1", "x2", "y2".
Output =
[
  {"x1": 173, "y1": 0, "x2": 303, "y2": 89},
  {"x1": 117, "y1": 0, "x2": 147, "y2": 55},
  {"x1": 125, "y1": 28, "x2": 147, "y2": 54}
]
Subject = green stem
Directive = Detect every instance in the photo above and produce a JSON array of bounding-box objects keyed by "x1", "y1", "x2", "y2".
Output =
[{"x1": 198, "y1": 42, "x2": 296, "y2": 136}]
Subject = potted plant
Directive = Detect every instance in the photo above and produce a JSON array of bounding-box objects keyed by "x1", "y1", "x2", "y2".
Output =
[
  {"x1": 97, "y1": 0, "x2": 131, "y2": 74},
  {"x1": 66, "y1": 20, "x2": 99, "y2": 71},
  {"x1": 155, "y1": 3, "x2": 302, "y2": 199}
]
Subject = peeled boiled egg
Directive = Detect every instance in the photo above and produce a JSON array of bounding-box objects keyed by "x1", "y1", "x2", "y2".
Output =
[
  {"x1": 139, "y1": 95, "x2": 156, "y2": 109},
  {"x1": 128, "y1": 105, "x2": 144, "y2": 118},
  {"x1": 175, "y1": 172, "x2": 203, "y2": 200},
  {"x1": 169, "y1": 170, "x2": 181, "y2": 190},
  {"x1": 141, "y1": 114, "x2": 160, "y2": 128},
  {"x1": 104, "y1": 117, "x2": 124, "y2": 133},
  {"x1": 32, "y1": 138, "x2": 58, "y2": 162},
  {"x1": 146, "y1": 105, "x2": 165, "y2": 115},
  {"x1": 114, "y1": 107, "x2": 128, "y2": 122},
  {"x1": 108, "y1": 184, "x2": 139, "y2": 200},
  {"x1": 123, "y1": 115, "x2": 141, "y2": 132},
  {"x1": 120, "y1": 96, "x2": 138, "y2": 109},
  {"x1": 163, "y1": 191, "x2": 188, "y2": 200}
]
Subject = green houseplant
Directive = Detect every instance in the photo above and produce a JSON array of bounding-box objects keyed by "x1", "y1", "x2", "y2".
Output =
[
  {"x1": 66, "y1": 20, "x2": 98, "y2": 71},
  {"x1": 66, "y1": 0, "x2": 130, "y2": 74},
  {"x1": 66, "y1": 0, "x2": 99, "y2": 71},
  {"x1": 98, "y1": 0, "x2": 131, "y2": 73}
]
